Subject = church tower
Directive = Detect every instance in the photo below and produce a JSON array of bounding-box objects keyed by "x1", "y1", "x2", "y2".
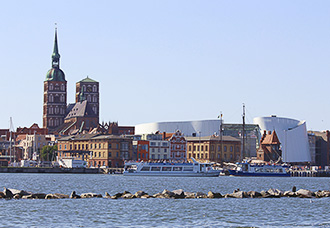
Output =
[
  {"x1": 43, "y1": 28, "x2": 67, "y2": 132},
  {"x1": 75, "y1": 76, "x2": 100, "y2": 124}
]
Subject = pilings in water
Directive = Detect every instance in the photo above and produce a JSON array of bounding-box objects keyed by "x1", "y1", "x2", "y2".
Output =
[{"x1": 290, "y1": 170, "x2": 330, "y2": 177}]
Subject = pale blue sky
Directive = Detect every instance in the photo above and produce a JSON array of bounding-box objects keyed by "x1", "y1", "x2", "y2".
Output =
[{"x1": 1, "y1": 0, "x2": 329, "y2": 131}]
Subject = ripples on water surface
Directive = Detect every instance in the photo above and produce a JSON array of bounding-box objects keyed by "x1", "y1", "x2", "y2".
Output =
[{"x1": 1, "y1": 174, "x2": 330, "y2": 227}]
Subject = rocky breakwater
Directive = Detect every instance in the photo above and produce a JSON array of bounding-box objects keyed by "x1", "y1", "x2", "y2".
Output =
[{"x1": 1, "y1": 186, "x2": 330, "y2": 200}]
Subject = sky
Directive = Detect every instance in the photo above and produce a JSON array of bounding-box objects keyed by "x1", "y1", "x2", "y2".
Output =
[{"x1": 0, "y1": 0, "x2": 330, "y2": 131}]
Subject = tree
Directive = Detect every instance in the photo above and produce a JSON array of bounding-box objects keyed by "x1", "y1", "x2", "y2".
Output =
[{"x1": 40, "y1": 145, "x2": 57, "y2": 161}]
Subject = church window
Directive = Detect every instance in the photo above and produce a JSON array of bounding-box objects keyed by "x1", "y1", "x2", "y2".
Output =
[
  {"x1": 83, "y1": 85, "x2": 86, "y2": 92},
  {"x1": 49, "y1": 84, "x2": 54, "y2": 90},
  {"x1": 61, "y1": 84, "x2": 65, "y2": 91},
  {"x1": 60, "y1": 95, "x2": 64, "y2": 102},
  {"x1": 49, "y1": 94, "x2": 54, "y2": 102},
  {"x1": 55, "y1": 107, "x2": 59, "y2": 114},
  {"x1": 93, "y1": 95, "x2": 97, "y2": 103},
  {"x1": 93, "y1": 85, "x2": 97, "y2": 92},
  {"x1": 87, "y1": 95, "x2": 91, "y2": 102}
]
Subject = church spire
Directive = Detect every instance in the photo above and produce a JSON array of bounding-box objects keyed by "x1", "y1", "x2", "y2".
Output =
[{"x1": 52, "y1": 26, "x2": 60, "y2": 68}]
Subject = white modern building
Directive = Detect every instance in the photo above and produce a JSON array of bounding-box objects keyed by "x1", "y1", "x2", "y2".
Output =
[
  {"x1": 135, "y1": 120, "x2": 222, "y2": 137},
  {"x1": 253, "y1": 116, "x2": 311, "y2": 163}
]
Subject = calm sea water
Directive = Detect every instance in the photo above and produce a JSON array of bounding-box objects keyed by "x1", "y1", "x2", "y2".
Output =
[{"x1": 1, "y1": 174, "x2": 330, "y2": 227}]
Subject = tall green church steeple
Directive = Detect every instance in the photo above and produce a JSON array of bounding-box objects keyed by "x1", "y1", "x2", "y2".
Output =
[
  {"x1": 52, "y1": 28, "x2": 61, "y2": 68},
  {"x1": 45, "y1": 27, "x2": 66, "y2": 82}
]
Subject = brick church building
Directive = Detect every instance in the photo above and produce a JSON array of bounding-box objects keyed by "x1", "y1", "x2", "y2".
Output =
[{"x1": 43, "y1": 29, "x2": 99, "y2": 135}]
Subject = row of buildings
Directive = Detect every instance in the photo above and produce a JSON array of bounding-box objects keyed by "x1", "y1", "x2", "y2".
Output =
[{"x1": 1, "y1": 29, "x2": 329, "y2": 168}]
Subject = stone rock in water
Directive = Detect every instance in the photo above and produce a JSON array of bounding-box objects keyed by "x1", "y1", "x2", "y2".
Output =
[
  {"x1": 283, "y1": 191, "x2": 296, "y2": 197},
  {"x1": 70, "y1": 191, "x2": 81, "y2": 199},
  {"x1": 230, "y1": 191, "x2": 248, "y2": 198},
  {"x1": 247, "y1": 191, "x2": 262, "y2": 198},
  {"x1": 172, "y1": 189, "x2": 185, "y2": 199},
  {"x1": 32, "y1": 193, "x2": 47, "y2": 199},
  {"x1": 134, "y1": 191, "x2": 147, "y2": 198},
  {"x1": 0, "y1": 191, "x2": 5, "y2": 199},
  {"x1": 292, "y1": 186, "x2": 297, "y2": 192},
  {"x1": 267, "y1": 188, "x2": 283, "y2": 197},
  {"x1": 81, "y1": 193, "x2": 102, "y2": 198},
  {"x1": 104, "y1": 192, "x2": 111, "y2": 198},
  {"x1": 184, "y1": 192, "x2": 196, "y2": 199},
  {"x1": 207, "y1": 191, "x2": 222, "y2": 198},
  {"x1": 196, "y1": 192, "x2": 207, "y2": 198},
  {"x1": 296, "y1": 189, "x2": 314, "y2": 198},
  {"x1": 4, "y1": 188, "x2": 14, "y2": 199}
]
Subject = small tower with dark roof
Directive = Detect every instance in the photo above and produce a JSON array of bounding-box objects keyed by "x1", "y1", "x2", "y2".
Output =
[
  {"x1": 43, "y1": 27, "x2": 67, "y2": 132},
  {"x1": 75, "y1": 76, "x2": 99, "y2": 124}
]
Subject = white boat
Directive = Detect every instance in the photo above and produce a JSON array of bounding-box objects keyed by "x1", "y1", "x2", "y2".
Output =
[
  {"x1": 228, "y1": 162, "x2": 290, "y2": 177},
  {"x1": 123, "y1": 158, "x2": 221, "y2": 177}
]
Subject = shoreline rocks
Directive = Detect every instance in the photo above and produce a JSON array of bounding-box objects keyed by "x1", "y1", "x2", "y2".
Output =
[{"x1": 2, "y1": 187, "x2": 330, "y2": 200}]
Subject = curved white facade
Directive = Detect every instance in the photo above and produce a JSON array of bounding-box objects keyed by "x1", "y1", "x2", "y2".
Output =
[
  {"x1": 135, "y1": 120, "x2": 221, "y2": 137},
  {"x1": 253, "y1": 116, "x2": 311, "y2": 163}
]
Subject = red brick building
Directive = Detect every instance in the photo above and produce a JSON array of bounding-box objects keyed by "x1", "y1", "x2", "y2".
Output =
[
  {"x1": 257, "y1": 130, "x2": 282, "y2": 162},
  {"x1": 169, "y1": 130, "x2": 186, "y2": 160},
  {"x1": 136, "y1": 140, "x2": 149, "y2": 161}
]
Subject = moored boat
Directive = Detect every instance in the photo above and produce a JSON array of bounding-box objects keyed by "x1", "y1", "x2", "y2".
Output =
[
  {"x1": 228, "y1": 162, "x2": 290, "y2": 177},
  {"x1": 123, "y1": 158, "x2": 220, "y2": 177}
]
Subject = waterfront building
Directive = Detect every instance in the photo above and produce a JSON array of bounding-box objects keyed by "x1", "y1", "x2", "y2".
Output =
[
  {"x1": 43, "y1": 28, "x2": 67, "y2": 132},
  {"x1": 148, "y1": 138, "x2": 170, "y2": 160},
  {"x1": 135, "y1": 120, "x2": 259, "y2": 159},
  {"x1": 88, "y1": 135, "x2": 132, "y2": 167},
  {"x1": 57, "y1": 134, "x2": 133, "y2": 168},
  {"x1": 186, "y1": 135, "x2": 241, "y2": 163},
  {"x1": 308, "y1": 131, "x2": 330, "y2": 167},
  {"x1": 168, "y1": 130, "x2": 186, "y2": 160},
  {"x1": 136, "y1": 140, "x2": 149, "y2": 161},
  {"x1": 57, "y1": 134, "x2": 96, "y2": 165},
  {"x1": 16, "y1": 134, "x2": 53, "y2": 160},
  {"x1": 253, "y1": 116, "x2": 311, "y2": 163},
  {"x1": 257, "y1": 130, "x2": 282, "y2": 162}
]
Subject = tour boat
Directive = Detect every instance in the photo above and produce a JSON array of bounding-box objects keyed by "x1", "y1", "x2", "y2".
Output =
[
  {"x1": 228, "y1": 162, "x2": 290, "y2": 177},
  {"x1": 123, "y1": 158, "x2": 221, "y2": 177}
]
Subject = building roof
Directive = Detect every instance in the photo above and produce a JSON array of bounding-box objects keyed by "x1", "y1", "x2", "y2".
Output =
[
  {"x1": 262, "y1": 131, "x2": 280, "y2": 145},
  {"x1": 185, "y1": 135, "x2": 241, "y2": 142},
  {"x1": 57, "y1": 133, "x2": 100, "y2": 141},
  {"x1": 65, "y1": 100, "x2": 97, "y2": 119},
  {"x1": 78, "y1": 76, "x2": 98, "y2": 83}
]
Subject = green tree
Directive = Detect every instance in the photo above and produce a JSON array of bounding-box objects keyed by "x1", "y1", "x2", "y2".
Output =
[{"x1": 40, "y1": 145, "x2": 57, "y2": 161}]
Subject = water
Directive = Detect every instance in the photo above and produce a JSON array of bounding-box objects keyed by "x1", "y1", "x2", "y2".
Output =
[{"x1": 1, "y1": 174, "x2": 330, "y2": 227}]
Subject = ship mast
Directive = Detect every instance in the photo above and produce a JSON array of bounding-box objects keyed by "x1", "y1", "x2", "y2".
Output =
[{"x1": 242, "y1": 104, "x2": 245, "y2": 161}]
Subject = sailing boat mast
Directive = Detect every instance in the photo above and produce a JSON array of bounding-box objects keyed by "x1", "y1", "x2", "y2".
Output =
[{"x1": 242, "y1": 104, "x2": 246, "y2": 160}]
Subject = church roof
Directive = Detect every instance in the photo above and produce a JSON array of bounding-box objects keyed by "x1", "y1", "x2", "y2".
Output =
[
  {"x1": 65, "y1": 100, "x2": 97, "y2": 119},
  {"x1": 45, "y1": 68, "x2": 66, "y2": 81},
  {"x1": 79, "y1": 76, "x2": 98, "y2": 83}
]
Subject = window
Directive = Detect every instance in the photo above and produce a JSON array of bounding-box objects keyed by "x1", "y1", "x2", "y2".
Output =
[
  {"x1": 109, "y1": 152, "x2": 112, "y2": 157},
  {"x1": 224, "y1": 146, "x2": 227, "y2": 152},
  {"x1": 201, "y1": 145, "x2": 204, "y2": 151},
  {"x1": 218, "y1": 145, "x2": 221, "y2": 151},
  {"x1": 59, "y1": 145, "x2": 62, "y2": 150},
  {"x1": 64, "y1": 145, "x2": 67, "y2": 150},
  {"x1": 189, "y1": 145, "x2": 191, "y2": 151},
  {"x1": 205, "y1": 145, "x2": 208, "y2": 151},
  {"x1": 193, "y1": 146, "x2": 196, "y2": 151},
  {"x1": 230, "y1": 146, "x2": 233, "y2": 152}
]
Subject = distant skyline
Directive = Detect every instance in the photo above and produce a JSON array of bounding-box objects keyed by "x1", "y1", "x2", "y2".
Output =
[{"x1": 1, "y1": 1, "x2": 330, "y2": 131}]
